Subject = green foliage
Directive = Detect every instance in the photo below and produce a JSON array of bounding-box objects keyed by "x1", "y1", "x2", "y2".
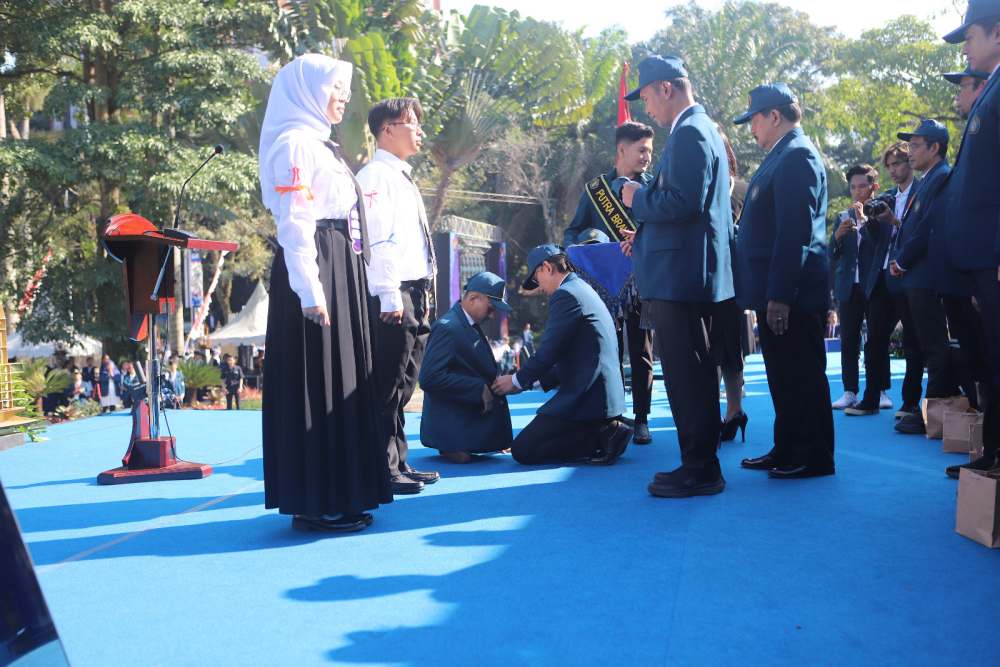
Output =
[
  {"x1": 17, "y1": 358, "x2": 71, "y2": 401},
  {"x1": 643, "y1": 1, "x2": 838, "y2": 175},
  {"x1": 177, "y1": 360, "x2": 222, "y2": 390},
  {"x1": 56, "y1": 399, "x2": 102, "y2": 421}
]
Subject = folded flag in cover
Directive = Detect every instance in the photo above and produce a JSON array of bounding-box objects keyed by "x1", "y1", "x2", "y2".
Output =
[{"x1": 566, "y1": 242, "x2": 636, "y2": 320}]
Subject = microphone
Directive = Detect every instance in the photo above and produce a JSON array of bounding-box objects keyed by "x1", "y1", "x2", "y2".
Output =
[{"x1": 169, "y1": 144, "x2": 224, "y2": 233}]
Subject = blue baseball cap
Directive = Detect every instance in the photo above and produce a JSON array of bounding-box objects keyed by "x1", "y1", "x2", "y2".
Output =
[
  {"x1": 942, "y1": 66, "x2": 991, "y2": 84},
  {"x1": 624, "y1": 55, "x2": 689, "y2": 101},
  {"x1": 733, "y1": 83, "x2": 799, "y2": 125},
  {"x1": 465, "y1": 271, "x2": 512, "y2": 313},
  {"x1": 522, "y1": 243, "x2": 565, "y2": 290},
  {"x1": 897, "y1": 119, "x2": 949, "y2": 147},
  {"x1": 944, "y1": 0, "x2": 1000, "y2": 43}
]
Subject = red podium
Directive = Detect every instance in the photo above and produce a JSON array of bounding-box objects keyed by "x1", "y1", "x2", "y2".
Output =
[{"x1": 97, "y1": 213, "x2": 239, "y2": 485}]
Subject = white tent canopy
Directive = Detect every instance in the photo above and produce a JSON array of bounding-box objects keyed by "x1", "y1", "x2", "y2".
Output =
[
  {"x1": 204, "y1": 282, "x2": 268, "y2": 346},
  {"x1": 7, "y1": 330, "x2": 103, "y2": 359}
]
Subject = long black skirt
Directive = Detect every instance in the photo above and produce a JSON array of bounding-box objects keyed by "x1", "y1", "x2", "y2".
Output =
[{"x1": 262, "y1": 227, "x2": 392, "y2": 517}]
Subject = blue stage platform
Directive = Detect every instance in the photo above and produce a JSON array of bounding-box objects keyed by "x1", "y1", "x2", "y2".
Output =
[{"x1": 2, "y1": 353, "x2": 998, "y2": 665}]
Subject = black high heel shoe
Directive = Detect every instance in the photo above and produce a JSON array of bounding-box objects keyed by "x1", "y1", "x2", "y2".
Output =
[{"x1": 720, "y1": 412, "x2": 748, "y2": 443}]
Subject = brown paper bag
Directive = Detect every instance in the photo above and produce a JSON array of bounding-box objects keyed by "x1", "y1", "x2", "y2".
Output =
[
  {"x1": 942, "y1": 410, "x2": 983, "y2": 454},
  {"x1": 922, "y1": 396, "x2": 970, "y2": 439},
  {"x1": 971, "y1": 423, "x2": 985, "y2": 462},
  {"x1": 956, "y1": 468, "x2": 1000, "y2": 548}
]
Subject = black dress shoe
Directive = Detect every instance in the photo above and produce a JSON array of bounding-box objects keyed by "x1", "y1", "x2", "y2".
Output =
[
  {"x1": 767, "y1": 464, "x2": 835, "y2": 479},
  {"x1": 292, "y1": 513, "x2": 372, "y2": 533},
  {"x1": 390, "y1": 475, "x2": 424, "y2": 494},
  {"x1": 400, "y1": 465, "x2": 440, "y2": 484},
  {"x1": 741, "y1": 452, "x2": 778, "y2": 470},
  {"x1": 946, "y1": 451, "x2": 999, "y2": 479},
  {"x1": 895, "y1": 403, "x2": 919, "y2": 419},
  {"x1": 587, "y1": 420, "x2": 632, "y2": 465},
  {"x1": 894, "y1": 413, "x2": 926, "y2": 434},
  {"x1": 649, "y1": 465, "x2": 725, "y2": 498},
  {"x1": 720, "y1": 411, "x2": 749, "y2": 443},
  {"x1": 633, "y1": 421, "x2": 652, "y2": 445}
]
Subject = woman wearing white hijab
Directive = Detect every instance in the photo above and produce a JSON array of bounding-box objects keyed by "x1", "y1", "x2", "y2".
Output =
[{"x1": 260, "y1": 54, "x2": 391, "y2": 533}]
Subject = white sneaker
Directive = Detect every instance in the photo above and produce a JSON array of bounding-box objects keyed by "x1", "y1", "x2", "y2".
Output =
[
  {"x1": 832, "y1": 391, "x2": 859, "y2": 409},
  {"x1": 879, "y1": 391, "x2": 893, "y2": 410}
]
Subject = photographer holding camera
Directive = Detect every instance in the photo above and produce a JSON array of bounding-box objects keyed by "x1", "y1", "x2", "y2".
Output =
[
  {"x1": 845, "y1": 143, "x2": 925, "y2": 418},
  {"x1": 829, "y1": 164, "x2": 890, "y2": 410}
]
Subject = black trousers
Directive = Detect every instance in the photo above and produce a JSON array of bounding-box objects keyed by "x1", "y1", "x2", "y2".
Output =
[
  {"x1": 511, "y1": 414, "x2": 617, "y2": 464},
  {"x1": 906, "y1": 288, "x2": 960, "y2": 398},
  {"x1": 944, "y1": 295, "x2": 987, "y2": 404},
  {"x1": 373, "y1": 281, "x2": 431, "y2": 477},
  {"x1": 644, "y1": 299, "x2": 720, "y2": 468},
  {"x1": 971, "y1": 271, "x2": 1000, "y2": 458},
  {"x1": 618, "y1": 307, "x2": 654, "y2": 418},
  {"x1": 756, "y1": 307, "x2": 835, "y2": 468},
  {"x1": 862, "y1": 273, "x2": 923, "y2": 407},
  {"x1": 837, "y1": 283, "x2": 867, "y2": 394},
  {"x1": 226, "y1": 390, "x2": 241, "y2": 410}
]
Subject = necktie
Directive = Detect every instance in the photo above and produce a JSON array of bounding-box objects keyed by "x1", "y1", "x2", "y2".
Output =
[
  {"x1": 402, "y1": 170, "x2": 438, "y2": 279},
  {"x1": 325, "y1": 141, "x2": 371, "y2": 263}
]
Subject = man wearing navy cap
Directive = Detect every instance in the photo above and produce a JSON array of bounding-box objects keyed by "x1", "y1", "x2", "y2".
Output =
[
  {"x1": 564, "y1": 121, "x2": 657, "y2": 446},
  {"x1": 942, "y1": 0, "x2": 1000, "y2": 478},
  {"x1": 733, "y1": 83, "x2": 835, "y2": 479},
  {"x1": 491, "y1": 245, "x2": 632, "y2": 465},
  {"x1": 419, "y1": 272, "x2": 514, "y2": 463},
  {"x1": 887, "y1": 121, "x2": 975, "y2": 433},
  {"x1": 618, "y1": 54, "x2": 735, "y2": 497},
  {"x1": 943, "y1": 66, "x2": 990, "y2": 117}
]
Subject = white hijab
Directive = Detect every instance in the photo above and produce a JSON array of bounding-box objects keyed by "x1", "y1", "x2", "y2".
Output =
[{"x1": 259, "y1": 54, "x2": 353, "y2": 214}]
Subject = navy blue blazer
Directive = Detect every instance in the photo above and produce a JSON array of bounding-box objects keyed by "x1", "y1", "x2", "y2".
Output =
[
  {"x1": 515, "y1": 273, "x2": 625, "y2": 421},
  {"x1": 631, "y1": 105, "x2": 735, "y2": 303},
  {"x1": 829, "y1": 221, "x2": 861, "y2": 303},
  {"x1": 890, "y1": 161, "x2": 968, "y2": 294},
  {"x1": 563, "y1": 169, "x2": 652, "y2": 246},
  {"x1": 419, "y1": 302, "x2": 513, "y2": 453},
  {"x1": 735, "y1": 127, "x2": 830, "y2": 313},
  {"x1": 947, "y1": 70, "x2": 1000, "y2": 271}
]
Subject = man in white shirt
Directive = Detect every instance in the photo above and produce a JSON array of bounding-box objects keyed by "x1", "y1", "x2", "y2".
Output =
[
  {"x1": 845, "y1": 142, "x2": 925, "y2": 417},
  {"x1": 357, "y1": 98, "x2": 439, "y2": 495}
]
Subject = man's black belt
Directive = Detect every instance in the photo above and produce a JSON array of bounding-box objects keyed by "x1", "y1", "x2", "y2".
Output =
[
  {"x1": 401, "y1": 278, "x2": 431, "y2": 289},
  {"x1": 316, "y1": 218, "x2": 349, "y2": 233}
]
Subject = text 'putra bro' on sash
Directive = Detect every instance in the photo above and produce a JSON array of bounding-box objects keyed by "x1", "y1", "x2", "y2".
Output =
[{"x1": 585, "y1": 175, "x2": 637, "y2": 243}]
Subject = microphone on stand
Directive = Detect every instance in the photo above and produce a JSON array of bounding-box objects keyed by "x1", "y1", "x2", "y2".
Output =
[{"x1": 163, "y1": 144, "x2": 224, "y2": 240}]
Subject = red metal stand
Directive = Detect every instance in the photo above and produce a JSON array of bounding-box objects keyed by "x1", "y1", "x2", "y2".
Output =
[{"x1": 97, "y1": 213, "x2": 238, "y2": 486}]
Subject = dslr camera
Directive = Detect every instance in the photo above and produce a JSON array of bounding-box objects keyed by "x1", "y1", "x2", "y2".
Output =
[{"x1": 862, "y1": 192, "x2": 896, "y2": 219}]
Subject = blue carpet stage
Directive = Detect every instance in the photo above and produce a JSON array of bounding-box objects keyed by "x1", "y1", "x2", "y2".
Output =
[{"x1": 3, "y1": 353, "x2": 999, "y2": 665}]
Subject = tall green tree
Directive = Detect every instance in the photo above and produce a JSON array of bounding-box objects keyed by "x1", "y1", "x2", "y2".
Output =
[{"x1": 0, "y1": 0, "x2": 275, "y2": 353}]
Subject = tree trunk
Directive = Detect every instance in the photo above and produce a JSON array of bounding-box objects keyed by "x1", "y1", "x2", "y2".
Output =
[
  {"x1": 428, "y1": 165, "x2": 455, "y2": 231},
  {"x1": 0, "y1": 94, "x2": 6, "y2": 140},
  {"x1": 18, "y1": 117, "x2": 29, "y2": 141}
]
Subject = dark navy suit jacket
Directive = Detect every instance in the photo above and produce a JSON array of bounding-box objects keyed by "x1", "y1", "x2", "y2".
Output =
[
  {"x1": 829, "y1": 220, "x2": 861, "y2": 303},
  {"x1": 419, "y1": 302, "x2": 513, "y2": 453},
  {"x1": 947, "y1": 69, "x2": 1000, "y2": 270},
  {"x1": 630, "y1": 105, "x2": 735, "y2": 303},
  {"x1": 890, "y1": 161, "x2": 968, "y2": 294},
  {"x1": 515, "y1": 273, "x2": 625, "y2": 421},
  {"x1": 735, "y1": 127, "x2": 830, "y2": 313},
  {"x1": 563, "y1": 168, "x2": 652, "y2": 246}
]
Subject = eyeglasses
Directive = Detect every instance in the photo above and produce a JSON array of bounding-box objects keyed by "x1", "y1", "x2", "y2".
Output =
[
  {"x1": 907, "y1": 141, "x2": 927, "y2": 150},
  {"x1": 387, "y1": 121, "x2": 422, "y2": 131}
]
